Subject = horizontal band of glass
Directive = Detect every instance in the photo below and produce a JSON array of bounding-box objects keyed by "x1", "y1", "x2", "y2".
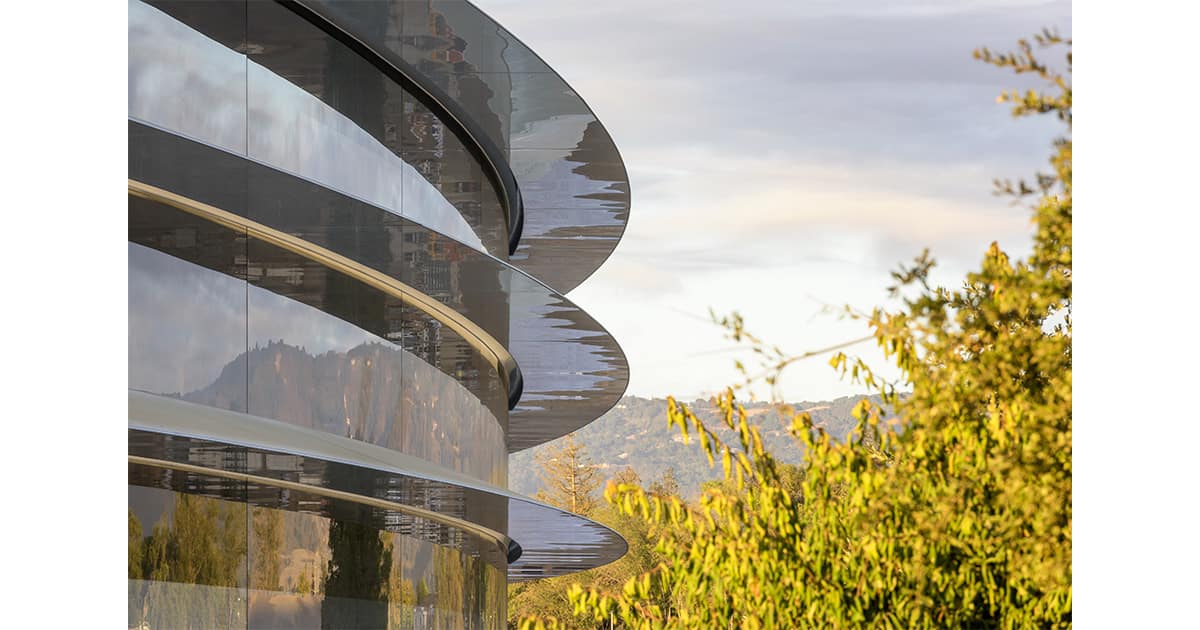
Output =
[
  {"x1": 128, "y1": 482, "x2": 506, "y2": 629},
  {"x1": 129, "y1": 0, "x2": 507, "y2": 256},
  {"x1": 128, "y1": 123, "x2": 629, "y2": 452},
  {"x1": 301, "y1": 0, "x2": 631, "y2": 292},
  {"x1": 127, "y1": 400, "x2": 630, "y2": 581},
  {"x1": 129, "y1": 194, "x2": 508, "y2": 483}
]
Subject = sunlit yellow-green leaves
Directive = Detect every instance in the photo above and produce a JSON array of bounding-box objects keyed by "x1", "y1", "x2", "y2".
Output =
[{"x1": 520, "y1": 30, "x2": 1070, "y2": 630}]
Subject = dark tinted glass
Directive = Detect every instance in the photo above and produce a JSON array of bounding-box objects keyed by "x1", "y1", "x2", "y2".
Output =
[
  {"x1": 129, "y1": 480, "x2": 505, "y2": 630},
  {"x1": 246, "y1": 0, "x2": 507, "y2": 256}
]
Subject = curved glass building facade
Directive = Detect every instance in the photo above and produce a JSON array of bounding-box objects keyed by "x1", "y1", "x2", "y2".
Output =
[{"x1": 127, "y1": 1, "x2": 630, "y2": 627}]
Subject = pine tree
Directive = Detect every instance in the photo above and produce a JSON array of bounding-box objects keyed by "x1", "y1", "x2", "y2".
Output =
[{"x1": 534, "y1": 433, "x2": 602, "y2": 516}]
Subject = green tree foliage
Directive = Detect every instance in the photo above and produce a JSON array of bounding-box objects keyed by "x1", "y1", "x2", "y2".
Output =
[
  {"x1": 130, "y1": 493, "x2": 248, "y2": 630},
  {"x1": 510, "y1": 469, "x2": 675, "y2": 629},
  {"x1": 520, "y1": 30, "x2": 1070, "y2": 629},
  {"x1": 322, "y1": 518, "x2": 390, "y2": 629},
  {"x1": 128, "y1": 509, "x2": 145, "y2": 625},
  {"x1": 252, "y1": 506, "x2": 285, "y2": 591},
  {"x1": 295, "y1": 569, "x2": 313, "y2": 595},
  {"x1": 535, "y1": 433, "x2": 603, "y2": 517}
]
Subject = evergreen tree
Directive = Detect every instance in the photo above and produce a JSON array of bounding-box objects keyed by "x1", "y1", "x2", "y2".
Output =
[{"x1": 534, "y1": 434, "x2": 603, "y2": 517}]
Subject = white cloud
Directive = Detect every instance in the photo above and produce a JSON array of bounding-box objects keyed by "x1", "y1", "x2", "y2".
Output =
[{"x1": 479, "y1": 0, "x2": 1069, "y2": 400}]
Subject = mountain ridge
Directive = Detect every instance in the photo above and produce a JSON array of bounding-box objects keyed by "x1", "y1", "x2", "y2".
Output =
[{"x1": 509, "y1": 393, "x2": 884, "y2": 501}]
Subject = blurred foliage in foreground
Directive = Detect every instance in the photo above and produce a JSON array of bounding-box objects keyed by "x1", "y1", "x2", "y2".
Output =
[{"x1": 518, "y1": 30, "x2": 1071, "y2": 629}]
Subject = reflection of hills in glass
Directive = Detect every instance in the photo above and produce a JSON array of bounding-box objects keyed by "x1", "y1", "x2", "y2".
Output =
[{"x1": 181, "y1": 339, "x2": 505, "y2": 486}]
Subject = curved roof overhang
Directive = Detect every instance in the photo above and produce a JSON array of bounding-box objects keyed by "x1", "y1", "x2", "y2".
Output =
[
  {"x1": 129, "y1": 390, "x2": 627, "y2": 581},
  {"x1": 294, "y1": 0, "x2": 631, "y2": 294}
]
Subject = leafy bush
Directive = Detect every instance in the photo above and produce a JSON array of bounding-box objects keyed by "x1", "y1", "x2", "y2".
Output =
[{"x1": 520, "y1": 30, "x2": 1071, "y2": 630}]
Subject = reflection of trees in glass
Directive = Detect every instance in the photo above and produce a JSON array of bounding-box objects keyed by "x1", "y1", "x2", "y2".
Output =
[
  {"x1": 131, "y1": 492, "x2": 247, "y2": 630},
  {"x1": 400, "y1": 532, "x2": 439, "y2": 629},
  {"x1": 128, "y1": 510, "x2": 145, "y2": 626},
  {"x1": 383, "y1": 534, "x2": 418, "y2": 630},
  {"x1": 283, "y1": 508, "x2": 330, "y2": 596},
  {"x1": 463, "y1": 554, "x2": 491, "y2": 629},
  {"x1": 295, "y1": 571, "x2": 311, "y2": 595},
  {"x1": 251, "y1": 506, "x2": 283, "y2": 591},
  {"x1": 321, "y1": 518, "x2": 390, "y2": 629},
  {"x1": 434, "y1": 544, "x2": 467, "y2": 630}
]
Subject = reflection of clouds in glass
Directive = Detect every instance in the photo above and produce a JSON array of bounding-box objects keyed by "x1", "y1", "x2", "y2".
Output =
[
  {"x1": 127, "y1": 0, "x2": 246, "y2": 155},
  {"x1": 246, "y1": 63, "x2": 485, "y2": 250},
  {"x1": 508, "y1": 281, "x2": 619, "y2": 418},
  {"x1": 128, "y1": 0, "x2": 486, "y2": 252},
  {"x1": 511, "y1": 148, "x2": 625, "y2": 231},
  {"x1": 128, "y1": 243, "x2": 245, "y2": 395},
  {"x1": 509, "y1": 500, "x2": 626, "y2": 580},
  {"x1": 247, "y1": 284, "x2": 376, "y2": 356}
]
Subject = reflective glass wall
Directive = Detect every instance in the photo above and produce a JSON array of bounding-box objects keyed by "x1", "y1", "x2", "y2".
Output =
[
  {"x1": 128, "y1": 483, "x2": 506, "y2": 629},
  {"x1": 129, "y1": 196, "x2": 508, "y2": 485},
  {"x1": 130, "y1": 0, "x2": 509, "y2": 257}
]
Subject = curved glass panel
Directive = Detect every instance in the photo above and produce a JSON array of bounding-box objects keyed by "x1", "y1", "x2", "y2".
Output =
[
  {"x1": 128, "y1": 0, "x2": 503, "y2": 256},
  {"x1": 303, "y1": 0, "x2": 632, "y2": 292},
  {"x1": 128, "y1": 195, "x2": 247, "y2": 412},
  {"x1": 128, "y1": 485, "x2": 249, "y2": 629},
  {"x1": 246, "y1": 278, "x2": 507, "y2": 486},
  {"x1": 129, "y1": 422, "x2": 627, "y2": 582},
  {"x1": 128, "y1": 482, "x2": 506, "y2": 629},
  {"x1": 246, "y1": 0, "x2": 509, "y2": 256},
  {"x1": 130, "y1": 196, "x2": 508, "y2": 484},
  {"x1": 130, "y1": 125, "x2": 628, "y2": 452},
  {"x1": 128, "y1": 0, "x2": 246, "y2": 156}
]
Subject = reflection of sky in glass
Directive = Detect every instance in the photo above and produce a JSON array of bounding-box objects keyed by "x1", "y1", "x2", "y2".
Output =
[
  {"x1": 246, "y1": 63, "x2": 484, "y2": 250},
  {"x1": 247, "y1": 283, "x2": 376, "y2": 356},
  {"x1": 508, "y1": 498, "x2": 625, "y2": 581},
  {"x1": 299, "y1": 0, "x2": 632, "y2": 293},
  {"x1": 128, "y1": 0, "x2": 484, "y2": 251},
  {"x1": 128, "y1": 242, "x2": 245, "y2": 395},
  {"x1": 127, "y1": 0, "x2": 246, "y2": 155}
]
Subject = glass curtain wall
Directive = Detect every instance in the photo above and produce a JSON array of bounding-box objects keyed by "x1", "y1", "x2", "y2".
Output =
[
  {"x1": 128, "y1": 483, "x2": 505, "y2": 629},
  {"x1": 129, "y1": 1, "x2": 513, "y2": 626}
]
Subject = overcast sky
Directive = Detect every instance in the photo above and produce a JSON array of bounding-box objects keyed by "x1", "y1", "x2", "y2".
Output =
[{"x1": 478, "y1": 0, "x2": 1072, "y2": 402}]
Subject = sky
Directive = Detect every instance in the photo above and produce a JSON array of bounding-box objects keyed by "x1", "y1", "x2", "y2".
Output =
[{"x1": 480, "y1": 0, "x2": 1072, "y2": 403}]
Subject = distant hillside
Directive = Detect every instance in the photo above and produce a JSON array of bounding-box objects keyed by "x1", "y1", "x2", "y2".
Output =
[{"x1": 509, "y1": 393, "x2": 886, "y2": 501}]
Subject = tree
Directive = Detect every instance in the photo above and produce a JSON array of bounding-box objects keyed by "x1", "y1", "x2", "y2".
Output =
[
  {"x1": 510, "y1": 469, "x2": 675, "y2": 629},
  {"x1": 647, "y1": 468, "x2": 680, "y2": 499},
  {"x1": 522, "y1": 29, "x2": 1071, "y2": 629},
  {"x1": 128, "y1": 510, "x2": 145, "y2": 626},
  {"x1": 252, "y1": 506, "x2": 284, "y2": 591},
  {"x1": 322, "y1": 518, "x2": 390, "y2": 629},
  {"x1": 535, "y1": 433, "x2": 603, "y2": 517},
  {"x1": 613, "y1": 466, "x2": 642, "y2": 488},
  {"x1": 137, "y1": 493, "x2": 248, "y2": 630}
]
